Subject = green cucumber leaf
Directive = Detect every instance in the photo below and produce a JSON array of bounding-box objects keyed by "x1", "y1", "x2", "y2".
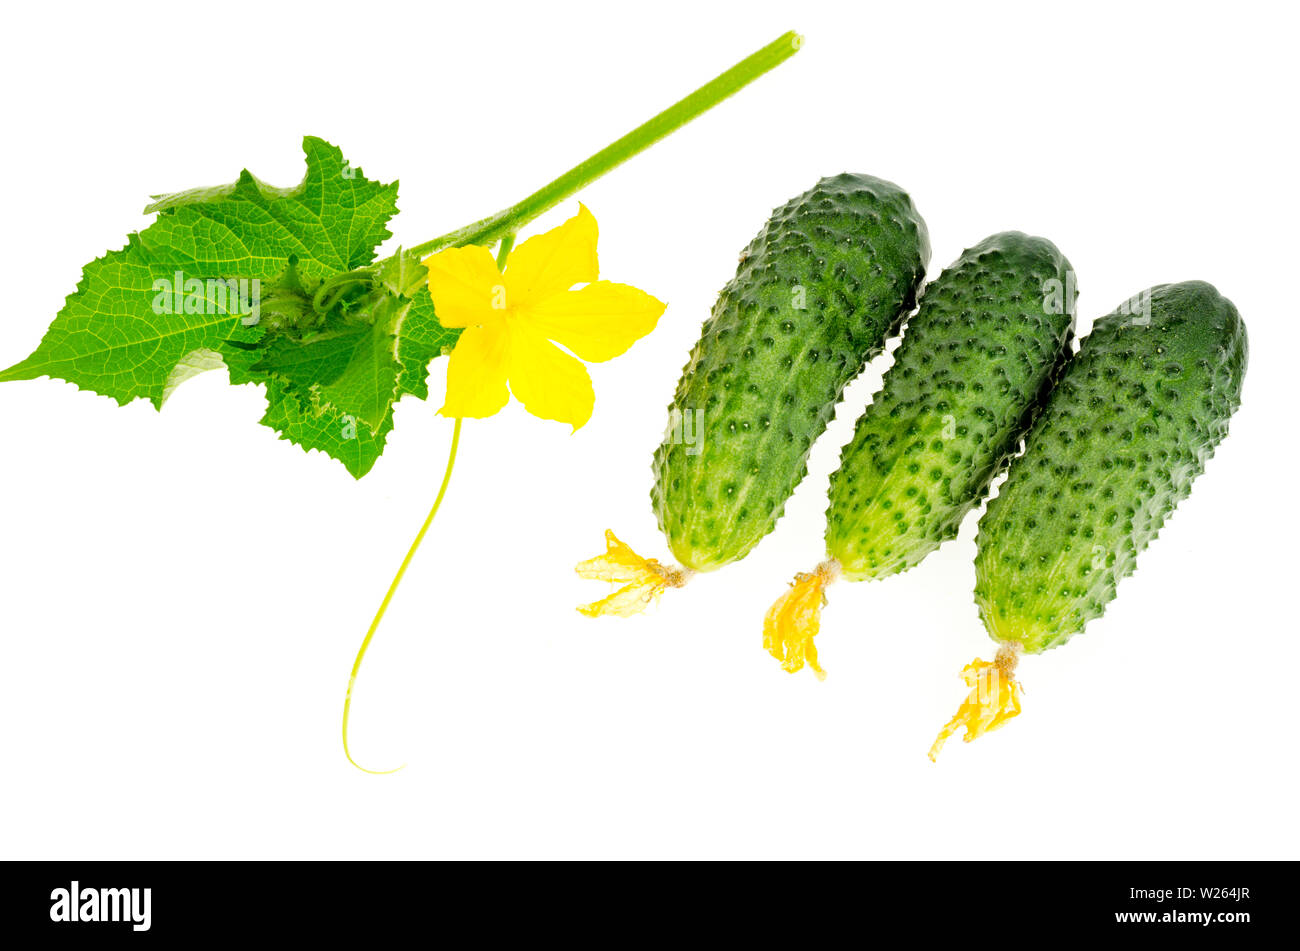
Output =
[
  {"x1": 308, "y1": 300, "x2": 401, "y2": 433},
  {"x1": 0, "y1": 137, "x2": 470, "y2": 478},
  {"x1": 250, "y1": 327, "x2": 370, "y2": 391},
  {"x1": 260, "y1": 378, "x2": 395, "y2": 480},
  {"x1": 0, "y1": 137, "x2": 399, "y2": 410},
  {"x1": 395, "y1": 286, "x2": 461, "y2": 401}
]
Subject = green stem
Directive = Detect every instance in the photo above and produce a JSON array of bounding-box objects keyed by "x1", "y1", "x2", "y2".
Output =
[
  {"x1": 405, "y1": 31, "x2": 802, "y2": 259},
  {"x1": 342, "y1": 415, "x2": 464, "y2": 774},
  {"x1": 495, "y1": 233, "x2": 516, "y2": 268}
]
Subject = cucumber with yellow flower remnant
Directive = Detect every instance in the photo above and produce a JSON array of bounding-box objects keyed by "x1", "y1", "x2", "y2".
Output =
[
  {"x1": 577, "y1": 174, "x2": 929, "y2": 615},
  {"x1": 930, "y1": 280, "x2": 1248, "y2": 758},
  {"x1": 763, "y1": 233, "x2": 1075, "y2": 677}
]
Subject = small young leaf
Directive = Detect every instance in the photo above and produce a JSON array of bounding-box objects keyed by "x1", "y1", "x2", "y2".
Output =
[
  {"x1": 260, "y1": 378, "x2": 394, "y2": 479},
  {"x1": 395, "y1": 286, "x2": 462, "y2": 402}
]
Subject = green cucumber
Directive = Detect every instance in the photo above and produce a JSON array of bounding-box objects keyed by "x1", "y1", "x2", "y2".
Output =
[
  {"x1": 764, "y1": 232, "x2": 1075, "y2": 676},
  {"x1": 975, "y1": 280, "x2": 1247, "y2": 652},
  {"x1": 828, "y1": 232, "x2": 1075, "y2": 579},
  {"x1": 652, "y1": 173, "x2": 930, "y2": 572},
  {"x1": 931, "y1": 280, "x2": 1247, "y2": 757}
]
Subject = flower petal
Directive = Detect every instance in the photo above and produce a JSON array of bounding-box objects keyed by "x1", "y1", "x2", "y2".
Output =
[
  {"x1": 503, "y1": 204, "x2": 599, "y2": 308},
  {"x1": 528, "y1": 281, "x2": 666, "y2": 362},
  {"x1": 928, "y1": 646, "x2": 1023, "y2": 762},
  {"x1": 422, "y1": 244, "x2": 504, "y2": 329},
  {"x1": 575, "y1": 530, "x2": 691, "y2": 617},
  {"x1": 762, "y1": 561, "x2": 839, "y2": 680},
  {"x1": 507, "y1": 327, "x2": 594, "y2": 429},
  {"x1": 439, "y1": 324, "x2": 511, "y2": 419},
  {"x1": 577, "y1": 582, "x2": 667, "y2": 619}
]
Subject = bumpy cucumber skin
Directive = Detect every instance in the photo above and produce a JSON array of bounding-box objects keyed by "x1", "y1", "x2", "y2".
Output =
[
  {"x1": 826, "y1": 232, "x2": 1076, "y2": 581},
  {"x1": 652, "y1": 174, "x2": 930, "y2": 572},
  {"x1": 975, "y1": 281, "x2": 1248, "y2": 653}
]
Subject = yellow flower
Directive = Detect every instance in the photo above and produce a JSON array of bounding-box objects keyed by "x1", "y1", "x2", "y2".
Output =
[
  {"x1": 575, "y1": 530, "x2": 692, "y2": 617},
  {"x1": 422, "y1": 205, "x2": 666, "y2": 429},
  {"x1": 762, "y1": 560, "x2": 841, "y2": 680},
  {"x1": 928, "y1": 645, "x2": 1023, "y2": 761}
]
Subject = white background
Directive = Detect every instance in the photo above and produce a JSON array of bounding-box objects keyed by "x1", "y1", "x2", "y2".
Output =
[{"x1": 2, "y1": 0, "x2": 1296, "y2": 859}]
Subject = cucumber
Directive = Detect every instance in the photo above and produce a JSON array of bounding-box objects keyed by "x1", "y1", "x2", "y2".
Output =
[
  {"x1": 975, "y1": 280, "x2": 1247, "y2": 651},
  {"x1": 764, "y1": 233, "x2": 1076, "y2": 676},
  {"x1": 652, "y1": 173, "x2": 930, "y2": 572},
  {"x1": 829, "y1": 232, "x2": 1075, "y2": 578},
  {"x1": 931, "y1": 280, "x2": 1248, "y2": 756}
]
